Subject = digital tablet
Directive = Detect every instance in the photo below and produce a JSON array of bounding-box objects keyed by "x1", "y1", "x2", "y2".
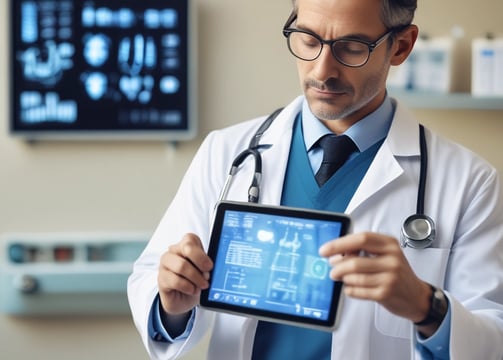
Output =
[{"x1": 200, "y1": 201, "x2": 351, "y2": 331}]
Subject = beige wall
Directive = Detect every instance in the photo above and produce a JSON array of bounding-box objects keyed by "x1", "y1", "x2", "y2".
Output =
[{"x1": 0, "y1": 0, "x2": 502, "y2": 359}]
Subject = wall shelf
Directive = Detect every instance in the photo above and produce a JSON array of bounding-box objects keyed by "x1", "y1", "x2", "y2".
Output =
[{"x1": 389, "y1": 91, "x2": 503, "y2": 110}]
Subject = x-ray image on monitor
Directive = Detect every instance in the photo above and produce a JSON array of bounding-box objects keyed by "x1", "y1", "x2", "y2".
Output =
[{"x1": 9, "y1": 0, "x2": 196, "y2": 141}]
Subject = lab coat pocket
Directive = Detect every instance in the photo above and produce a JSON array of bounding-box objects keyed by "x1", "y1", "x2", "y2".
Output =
[
  {"x1": 375, "y1": 306, "x2": 411, "y2": 339},
  {"x1": 403, "y1": 247, "x2": 451, "y2": 285},
  {"x1": 374, "y1": 248, "x2": 450, "y2": 339}
]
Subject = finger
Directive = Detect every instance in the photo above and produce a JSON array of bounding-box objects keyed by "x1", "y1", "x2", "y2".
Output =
[
  {"x1": 338, "y1": 272, "x2": 386, "y2": 289},
  {"x1": 160, "y1": 250, "x2": 210, "y2": 291},
  {"x1": 327, "y1": 251, "x2": 363, "y2": 266},
  {"x1": 319, "y1": 234, "x2": 367, "y2": 257},
  {"x1": 158, "y1": 265, "x2": 203, "y2": 296},
  {"x1": 171, "y1": 234, "x2": 214, "y2": 273},
  {"x1": 343, "y1": 284, "x2": 388, "y2": 301},
  {"x1": 329, "y1": 254, "x2": 393, "y2": 280},
  {"x1": 320, "y1": 232, "x2": 398, "y2": 257},
  {"x1": 327, "y1": 254, "x2": 345, "y2": 266},
  {"x1": 330, "y1": 267, "x2": 393, "y2": 302}
]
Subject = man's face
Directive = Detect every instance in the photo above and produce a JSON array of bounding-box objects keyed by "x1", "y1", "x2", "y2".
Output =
[{"x1": 294, "y1": 0, "x2": 393, "y2": 131}]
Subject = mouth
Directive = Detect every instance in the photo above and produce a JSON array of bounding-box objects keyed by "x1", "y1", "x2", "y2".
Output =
[
  {"x1": 310, "y1": 86, "x2": 348, "y2": 100},
  {"x1": 315, "y1": 87, "x2": 345, "y2": 95},
  {"x1": 306, "y1": 79, "x2": 351, "y2": 99}
]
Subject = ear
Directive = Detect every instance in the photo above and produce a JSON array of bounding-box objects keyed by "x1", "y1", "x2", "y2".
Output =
[{"x1": 390, "y1": 24, "x2": 419, "y2": 66}]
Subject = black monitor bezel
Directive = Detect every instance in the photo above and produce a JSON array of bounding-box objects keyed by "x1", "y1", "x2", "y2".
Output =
[
  {"x1": 8, "y1": 0, "x2": 197, "y2": 142},
  {"x1": 200, "y1": 201, "x2": 351, "y2": 331}
]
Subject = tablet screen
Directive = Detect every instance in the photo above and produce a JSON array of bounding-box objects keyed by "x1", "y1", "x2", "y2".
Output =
[{"x1": 200, "y1": 201, "x2": 351, "y2": 330}]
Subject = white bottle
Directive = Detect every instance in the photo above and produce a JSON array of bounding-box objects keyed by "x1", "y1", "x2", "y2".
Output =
[
  {"x1": 425, "y1": 37, "x2": 454, "y2": 93},
  {"x1": 409, "y1": 35, "x2": 430, "y2": 92},
  {"x1": 472, "y1": 34, "x2": 496, "y2": 97},
  {"x1": 387, "y1": 61, "x2": 412, "y2": 91},
  {"x1": 409, "y1": 35, "x2": 454, "y2": 93},
  {"x1": 493, "y1": 37, "x2": 503, "y2": 97}
]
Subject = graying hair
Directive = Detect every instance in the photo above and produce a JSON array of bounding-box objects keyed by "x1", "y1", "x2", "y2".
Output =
[
  {"x1": 290, "y1": 0, "x2": 416, "y2": 29},
  {"x1": 381, "y1": 0, "x2": 416, "y2": 29}
]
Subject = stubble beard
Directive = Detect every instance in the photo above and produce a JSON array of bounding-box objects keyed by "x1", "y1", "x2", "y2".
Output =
[{"x1": 304, "y1": 64, "x2": 389, "y2": 122}]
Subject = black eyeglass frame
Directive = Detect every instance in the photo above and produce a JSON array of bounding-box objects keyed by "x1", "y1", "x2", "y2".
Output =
[{"x1": 282, "y1": 12, "x2": 409, "y2": 68}]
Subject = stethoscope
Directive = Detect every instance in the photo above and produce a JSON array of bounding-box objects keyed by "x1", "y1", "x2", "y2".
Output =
[
  {"x1": 218, "y1": 109, "x2": 435, "y2": 249},
  {"x1": 400, "y1": 124, "x2": 436, "y2": 249},
  {"x1": 218, "y1": 108, "x2": 281, "y2": 203}
]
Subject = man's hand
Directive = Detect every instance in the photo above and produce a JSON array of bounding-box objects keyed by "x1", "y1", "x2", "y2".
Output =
[
  {"x1": 319, "y1": 232, "x2": 434, "y2": 332},
  {"x1": 158, "y1": 233, "x2": 213, "y2": 316}
]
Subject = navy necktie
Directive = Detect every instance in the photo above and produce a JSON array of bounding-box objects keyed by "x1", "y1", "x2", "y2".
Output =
[{"x1": 315, "y1": 134, "x2": 357, "y2": 186}]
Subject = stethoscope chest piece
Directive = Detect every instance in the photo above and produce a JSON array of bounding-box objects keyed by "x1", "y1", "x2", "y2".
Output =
[{"x1": 400, "y1": 214, "x2": 435, "y2": 249}]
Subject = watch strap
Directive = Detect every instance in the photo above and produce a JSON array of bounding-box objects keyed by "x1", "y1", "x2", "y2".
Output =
[{"x1": 414, "y1": 284, "x2": 448, "y2": 326}]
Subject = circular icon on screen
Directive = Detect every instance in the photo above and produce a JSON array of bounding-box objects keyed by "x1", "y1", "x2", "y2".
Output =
[{"x1": 310, "y1": 258, "x2": 328, "y2": 279}]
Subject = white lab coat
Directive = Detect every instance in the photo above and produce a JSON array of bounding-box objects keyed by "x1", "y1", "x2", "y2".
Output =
[{"x1": 128, "y1": 95, "x2": 503, "y2": 360}]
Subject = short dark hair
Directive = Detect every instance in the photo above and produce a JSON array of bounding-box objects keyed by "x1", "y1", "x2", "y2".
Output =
[{"x1": 290, "y1": 0, "x2": 417, "y2": 29}]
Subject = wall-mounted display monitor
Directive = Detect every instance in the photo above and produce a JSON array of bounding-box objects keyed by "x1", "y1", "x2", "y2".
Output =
[{"x1": 9, "y1": 0, "x2": 196, "y2": 141}]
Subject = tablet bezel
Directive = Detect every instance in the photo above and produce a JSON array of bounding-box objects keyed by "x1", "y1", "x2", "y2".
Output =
[{"x1": 200, "y1": 201, "x2": 351, "y2": 331}]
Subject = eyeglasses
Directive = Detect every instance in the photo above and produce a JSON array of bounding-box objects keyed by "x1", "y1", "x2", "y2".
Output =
[{"x1": 282, "y1": 13, "x2": 396, "y2": 68}]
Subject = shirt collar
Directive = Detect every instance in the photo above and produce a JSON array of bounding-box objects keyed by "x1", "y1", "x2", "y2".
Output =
[{"x1": 302, "y1": 95, "x2": 394, "y2": 153}]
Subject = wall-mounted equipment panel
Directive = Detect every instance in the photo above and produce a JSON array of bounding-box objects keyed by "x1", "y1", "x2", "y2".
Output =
[
  {"x1": 9, "y1": 0, "x2": 197, "y2": 141},
  {"x1": 0, "y1": 232, "x2": 148, "y2": 315}
]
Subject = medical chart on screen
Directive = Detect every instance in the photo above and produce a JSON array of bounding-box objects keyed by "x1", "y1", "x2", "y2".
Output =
[{"x1": 208, "y1": 210, "x2": 343, "y2": 321}]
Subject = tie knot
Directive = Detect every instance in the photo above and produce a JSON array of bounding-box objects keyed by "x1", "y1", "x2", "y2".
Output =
[
  {"x1": 318, "y1": 134, "x2": 356, "y2": 163},
  {"x1": 315, "y1": 134, "x2": 357, "y2": 186}
]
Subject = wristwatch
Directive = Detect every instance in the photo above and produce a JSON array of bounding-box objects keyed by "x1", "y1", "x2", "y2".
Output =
[{"x1": 414, "y1": 284, "x2": 448, "y2": 326}]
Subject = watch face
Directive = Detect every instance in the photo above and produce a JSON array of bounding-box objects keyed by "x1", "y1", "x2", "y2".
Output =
[
  {"x1": 429, "y1": 287, "x2": 448, "y2": 324},
  {"x1": 415, "y1": 285, "x2": 448, "y2": 326}
]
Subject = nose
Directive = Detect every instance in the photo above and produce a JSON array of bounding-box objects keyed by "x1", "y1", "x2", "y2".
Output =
[{"x1": 311, "y1": 43, "x2": 342, "y2": 81}]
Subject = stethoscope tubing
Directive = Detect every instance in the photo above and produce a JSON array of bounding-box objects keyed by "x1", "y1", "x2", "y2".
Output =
[{"x1": 219, "y1": 112, "x2": 434, "y2": 249}]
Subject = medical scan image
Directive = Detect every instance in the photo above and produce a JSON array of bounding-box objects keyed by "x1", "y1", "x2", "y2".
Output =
[{"x1": 11, "y1": 0, "x2": 190, "y2": 135}]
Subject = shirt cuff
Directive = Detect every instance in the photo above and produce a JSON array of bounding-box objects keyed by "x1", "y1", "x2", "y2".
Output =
[
  {"x1": 148, "y1": 294, "x2": 195, "y2": 342},
  {"x1": 415, "y1": 302, "x2": 451, "y2": 359}
]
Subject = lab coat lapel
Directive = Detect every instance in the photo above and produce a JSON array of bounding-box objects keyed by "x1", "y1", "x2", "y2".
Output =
[
  {"x1": 346, "y1": 101, "x2": 421, "y2": 214},
  {"x1": 246, "y1": 96, "x2": 421, "y2": 214},
  {"x1": 258, "y1": 96, "x2": 303, "y2": 205}
]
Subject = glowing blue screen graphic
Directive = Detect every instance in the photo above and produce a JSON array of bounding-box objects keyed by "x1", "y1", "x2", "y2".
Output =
[
  {"x1": 11, "y1": 0, "x2": 192, "y2": 138},
  {"x1": 208, "y1": 210, "x2": 344, "y2": 321}
]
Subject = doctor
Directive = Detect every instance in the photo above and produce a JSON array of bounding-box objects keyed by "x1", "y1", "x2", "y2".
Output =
[{"x1": 128, "y1": 0, "x2": 503, "y2": 359}]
